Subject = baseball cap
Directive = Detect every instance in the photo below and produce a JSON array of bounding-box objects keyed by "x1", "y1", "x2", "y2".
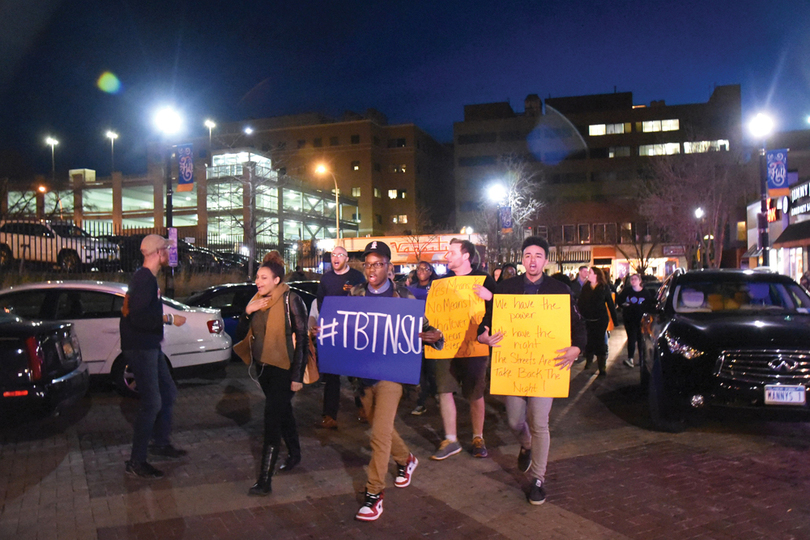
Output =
[
  {"x1": 140, "y1": 234, "x2": 171, "y2": 255},
  {"x1": 362, "y1": 240, "x2": 391, "y2": 260}
]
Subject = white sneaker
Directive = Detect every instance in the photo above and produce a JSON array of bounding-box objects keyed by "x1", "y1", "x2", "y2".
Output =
[{"x1": 623, "y1": 358, "x2": 634, "y2": 368}]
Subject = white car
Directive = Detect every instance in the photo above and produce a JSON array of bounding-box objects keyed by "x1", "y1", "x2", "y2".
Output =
[{"x1": 0, "y1": 281, "x2": 232, "y2": 397}]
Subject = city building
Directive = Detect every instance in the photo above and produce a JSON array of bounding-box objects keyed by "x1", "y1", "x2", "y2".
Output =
[{"x1": 453, "y1": 85, "x2": 745, "y2": 278}]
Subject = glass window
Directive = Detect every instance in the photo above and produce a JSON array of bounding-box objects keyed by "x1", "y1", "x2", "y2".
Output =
[
  {"x1": 661, "y1": 119, "x2": 679, "y2": 131},
  {"x1": 374, "y1": 163, "x2": 381, "y2": 172},
  {"x1": 398, "y1": 190, "x2": 407, "y2": 199},
  {"x1": 609, "y1": 146, "x2": 631, "y2": 158},
  {"x1": 589, "y1": 124, "x2": 606, "y2": 136},
  {"x1": 388, "y1": 189, "x2": 397, "y2": 199},
  {"x1": 639, "y1": 143, "x2": 680, "y2": 156},
  {"x1": 642, "y1": 120, "x2": 662, "y2": 132},
  {"x1": 352, "y1": 187, "x2": 361, "y2": 197},
  {"x1": 620, "y1": 222, "x2": 633, "y2": 243},
  {"x1": 563, "y1": 225, "x2": 576, "y2": 244},
  {"x1": 313, "y1": 138, "x2": 322, "y2": 147},
  {"x1": 392, "y1": 164, "x2": 406, "y2": 173},
  {"x1": 578, "y1": 224, "x2": 591, "y2": 244},
  {"x1": 351, "y1": 134, "x2": 360, "y2": 144},
  {"x1": 330, "y1": 136, "x2": 339, "y2": 146},
  {"x1": 351, "y1": 161, "x2": 360, "y2": 171},
  {"x1": 55, "y1": 291, "x2": 123, "y2": 319},
  {"x1": 374, "y1": 187, "x2": 381, "y2": 198},
  {"x1": 392, "y1": 215, "x2": 408, "y2": 224},
  {"x1": 0, "y1": 291, "x2": 48, "y2": 319}
]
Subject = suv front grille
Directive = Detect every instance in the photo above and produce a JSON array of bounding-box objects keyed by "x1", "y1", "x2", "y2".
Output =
[{"x1": 718, "y1": 350, "x2": 810, "y2": 385}]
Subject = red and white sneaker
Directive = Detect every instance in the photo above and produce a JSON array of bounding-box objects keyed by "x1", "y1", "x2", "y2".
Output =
[
  {"x1": 394, "y1": 453, "x2": 418, "y2": 488},
  {"x1": 355, "y1": 490, "x2": 384, "y2": 521}
]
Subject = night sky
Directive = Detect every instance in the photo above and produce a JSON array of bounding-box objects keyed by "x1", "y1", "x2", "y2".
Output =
[{"x1": 1, "y1": 0, "x2": 809, "y2": 178}]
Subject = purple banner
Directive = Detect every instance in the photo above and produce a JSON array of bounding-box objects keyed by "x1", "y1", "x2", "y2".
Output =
[
  {"x1": 767, "y1": 148, "x2": 788, "y2": 190},
  {"x1": 177, "y1": 143, "x2": 194, "y2": 192},
  {"x1": 318, "y1": 296, "x2": 425, "y2": 384}
]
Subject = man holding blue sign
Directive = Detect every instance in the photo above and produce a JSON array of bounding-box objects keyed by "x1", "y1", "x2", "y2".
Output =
[{"x1": 327, "y1": 240, "x2": 443, "y2": 522}]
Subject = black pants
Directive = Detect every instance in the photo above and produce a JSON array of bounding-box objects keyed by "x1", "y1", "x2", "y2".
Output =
[
  {"x1": 584, "y1": 320, "x2": 609, "y2": 359},
  {"x1": 625, "y1": 320, "x2": 644, "y2": 360},
  {"x1": 416, "y1": 356, "x2": 437, "y2": 407},
  {"x1": 258, "y1": 364, "x2": 299, "y2": 457},
  {"x1": 323, "y1": 373, "x2": 362, "y2": 419}
]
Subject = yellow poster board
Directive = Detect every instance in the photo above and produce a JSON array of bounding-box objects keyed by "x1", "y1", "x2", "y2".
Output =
[
  {"x1": 425, "y1": 276, "x2": 489, "y2": 359},
  {"x1": 490, "y1": 294, "x2": 571, "y2": 397}
]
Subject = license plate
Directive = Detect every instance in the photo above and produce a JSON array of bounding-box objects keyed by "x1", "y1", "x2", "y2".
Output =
[{"x1": 764, "y1": 385, "x2": 806, "y2": 405}]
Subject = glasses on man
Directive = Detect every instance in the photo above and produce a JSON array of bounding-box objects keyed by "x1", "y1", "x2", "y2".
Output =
[
  {"x1": 332, "y1": 253, "x2": 347, "y2": 258},
  {"x1": 362, "y1": 262, "x2": 387, "y2": 270}
]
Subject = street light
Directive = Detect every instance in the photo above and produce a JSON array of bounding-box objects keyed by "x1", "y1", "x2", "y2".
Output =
[
  {"x1": 315, "y1": 164, "x2": 340, "y2": 244},
  {"x1": 154, "y1": 106, "x2": 183, "y2": 297},
  {"x1": 487, "y1": 183, "x2": 507, "y2": 264},
  {"x1": 106, "y1": 131, "x2": 118, "y2": 173},
  {"x1": 749, "y1": 112, "x2": 774, "y2": 267},
  {"x1": 204, "y1": 120, "x2": 216, "y2": 165},
  {"x1": 487, "y1": 183, "x2": 507, "y2": 204},
  {"x1": 45, "y1": 136, "x2": 58, "y2": 183}
]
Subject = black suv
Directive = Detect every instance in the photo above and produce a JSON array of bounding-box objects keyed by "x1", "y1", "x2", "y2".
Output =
[{"x1": 641, "y1": 268, "x2": 810, "y2": 431}]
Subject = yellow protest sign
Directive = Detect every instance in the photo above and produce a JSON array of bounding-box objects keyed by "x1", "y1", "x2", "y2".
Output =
[
  {"x1": 425, "y1": 275, "x2": 489, "y2": 359},
  {"x1": 490, "y1": 294, "x2": 571, "y2": 397}
]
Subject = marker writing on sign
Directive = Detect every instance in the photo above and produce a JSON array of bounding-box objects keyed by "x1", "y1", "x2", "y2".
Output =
[{"x1": 319, "y1": 311, "x2": 424, "y2": 355}]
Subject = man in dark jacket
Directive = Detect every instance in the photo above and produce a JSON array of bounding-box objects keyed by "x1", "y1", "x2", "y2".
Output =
[
  {"x1": 477, "y1": 236, "x2": 586, "y2": 506},
  {"x1": 120, "y1": 234, "x2": 187, "y2": 479}
]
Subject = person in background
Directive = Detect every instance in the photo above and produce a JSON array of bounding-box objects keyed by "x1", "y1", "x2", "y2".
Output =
[
  {"x1": 492, "y1": 267, "x2": 502, "y2": 282},
  {"x1": 235, "y1": 251, "x2": 308, "y2": 496},
  {"x1": 411, "y1": 261, "x2": 439, "y2": 415},
  {"x1": 498, "y1": 263, "x2": 518, "y2": 282},
  {"x1": 577, "y1": 267, "x2": 618, "y2": 377},
  {"x1": 289, "y1": 265, "x2": 307, "y2": 282},
  {"x1": 616, "y1": 273, "x2": 653, "y2": 368},
  {"x1": 569, "y1": 265, "x2": 589, "y2": 300},
  {"x1": 315, "y1": 246, "x2": 366, "y2": 429},
  {"x1": 121, "y1": 234, "x2": 188, "y2": 479}
]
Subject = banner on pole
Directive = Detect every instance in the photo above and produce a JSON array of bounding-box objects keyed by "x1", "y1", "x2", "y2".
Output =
[
  {"x1": 499, "y1": 206, "x2": 513, "y2": 234},
  {"x1": 177, "y1": 143, "x2": 194, "y2": 192},
  {"x1": 490, "y1": 294, "x2": 571, "y2": 397},
  {"x1": 317, "y1": 296, "x2": 425, "y2": 385},
  {"x1": 767, "y1": 149, "x2": 788, "y2": 190}
]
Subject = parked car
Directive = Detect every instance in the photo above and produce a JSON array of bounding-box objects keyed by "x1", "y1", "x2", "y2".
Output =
[
  {"x1": 0, "y1": 312, "x2": 89, "y2": 417},
  {"x1": 641, "y1": 268, "x2": 810, "y2": 431},
  {"x1": 101, "y1": 234, "x2": 233, "y2": 273},
  {"x1": 0, "y1": 220, "x2": 120, "y2": 272},
  {"x1": 185, "y1": 280, "x2": 317, "y2": 342},
  {"x1": 0, "y1": 281, "x2": 231, "y2": 397}
]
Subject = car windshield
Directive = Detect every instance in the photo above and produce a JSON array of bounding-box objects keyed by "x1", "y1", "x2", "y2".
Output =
[
  {"x1": 162, "y1": 297, "x2": 193, "y2": 311},
  {"x1": 673, "y1": 279, "x2": 810, "y2": 313},
  {"x1": 51, "y1": 224, "x2": 91, "y2": 238}
]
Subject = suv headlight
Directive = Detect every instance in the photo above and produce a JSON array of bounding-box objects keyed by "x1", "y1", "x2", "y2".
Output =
[{"x1": 664, "y1": 331, "x2": 703, "y2": 359}]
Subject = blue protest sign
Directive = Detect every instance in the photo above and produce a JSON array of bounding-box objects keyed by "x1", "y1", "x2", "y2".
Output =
[
  {"x1": 406, "y1": 286, "x2": 429, "y2": 300},
  {"x1": 318, "y1": 296, "x2": 425, "y2": 384}
]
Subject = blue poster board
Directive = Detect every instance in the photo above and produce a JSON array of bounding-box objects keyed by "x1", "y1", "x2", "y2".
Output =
[{"x1": 318, "y1": 296, "x2": 425, "y2": 385}]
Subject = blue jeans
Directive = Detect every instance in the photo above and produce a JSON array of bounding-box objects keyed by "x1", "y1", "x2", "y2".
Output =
[{"x1": 126, "y1": 349, "x2": 177, "y2": 463}]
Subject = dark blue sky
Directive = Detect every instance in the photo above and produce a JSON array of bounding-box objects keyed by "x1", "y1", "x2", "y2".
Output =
[{"x1": 1, "y1": 0, "x2": 809, "y2": 177}]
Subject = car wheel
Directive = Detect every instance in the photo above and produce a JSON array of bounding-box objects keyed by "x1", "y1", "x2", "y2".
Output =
[
  {"x1": 648, "y1": 355, "x2": 685, "y2": 432},
  {"x1": 0, "y1": 244, "x2": 12, "y2": 269},
  {"x1": 58, "y1": 250, "x2": 81, "y2": 273},
  {"x1": 111, "y1": 354, "x2": 175, "y2": 398}
]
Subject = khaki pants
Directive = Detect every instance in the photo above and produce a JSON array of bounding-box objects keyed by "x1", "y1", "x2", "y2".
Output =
[{"x1": 360, "y1": 380, "x2": 410, "y2": 494}]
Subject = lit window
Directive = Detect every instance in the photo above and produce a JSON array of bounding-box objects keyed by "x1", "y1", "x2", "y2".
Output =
[
  {"x1": 374, "y1": 188, "x2": 381, "y2": 198},
  {"x1": 351, "y1": 161, "x2": 360, "y2": 171},
  {"x1": 639, "y1": 143, "x2": 680, "y2": 156},
  {"x1": 352, "y1": 187, "x2": 361, "y2": 197},
  {"x1": 388, "y1": 189, "x2": 397, "y2": 199},
  {"x1": 684, "y1": 140, "x2": 730, "y2": 153},
  {"x1": 589, "y1": 124, "x2": 606, "y2": 136},
  {"x1": 392, "y1": 214, "x2": 408, "y2": 224},
  {"x1": 642, "y1": 120, "x2": 661, "y2": 132},
  {"x1": 606, "y1": 123, "x2": 628, "y2": 134},
  {"x1": 392, "y1": 164, "x2": 406, "y2": 173},
  {"x1": 609, "y1": 146, "x2": 631, "y2": 158},
  {"x1": 399, "y1": 190, "x2": 407, "y2": 199},
  {"x1": 661, "y1": 119, "x2": 679, "y2": 131}
]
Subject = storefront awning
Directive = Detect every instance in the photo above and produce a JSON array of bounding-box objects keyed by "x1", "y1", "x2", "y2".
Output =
[
  {"x1": 549, "y1": 249, "x2": 591, "y2": 263},
  {"x1": 772, "y1": 220, "x2": 810, "y2": 249},
  {"x1": 741, "y1": 245, "x2": 763, "y2": 258}
]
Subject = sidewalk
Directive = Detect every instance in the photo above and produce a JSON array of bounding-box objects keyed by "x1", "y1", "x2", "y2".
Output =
[{"x1": 1, "y1": 329, "x2": 809, "y2": 539}]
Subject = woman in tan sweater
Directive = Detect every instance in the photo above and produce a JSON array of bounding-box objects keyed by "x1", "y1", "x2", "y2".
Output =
[{"x1": 234, "y1": 251, "x2": 308, "y2": 496}]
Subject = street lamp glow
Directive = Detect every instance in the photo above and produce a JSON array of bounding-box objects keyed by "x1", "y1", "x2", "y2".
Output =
[
  {"x1": 105, "y1": 131, "x2": 118, "y2": 141},
  {"x1": 243, "y1": 126, "x2": 253, "y2": 135},
  {"x1": 37, "y1": 185, "x2": 47, "y2": 193},
  {"x1": 315, "y1": 164, "x2": 341, "y2": 242},
  {"x1": 487, "y1": 183, "x2": 507, "y2": 204},
  {"x1": 694, "y1": 208, "x2": 705, "y2": 219},
  {"x1": 748, "y1": 113, "x2": 774, "y2": 140},
  {"x1": 106, "y1": 131, "x2": 118, "y2": 172},
  {"x1": 154, "y1": 107, "x2": 183, "y2": 135},
  {"x1": 45, "y1": 137, "x2": 59, "y2": 147},
  {"x1": 204, "y1": 119, "x2": 216, "y2": 130}
]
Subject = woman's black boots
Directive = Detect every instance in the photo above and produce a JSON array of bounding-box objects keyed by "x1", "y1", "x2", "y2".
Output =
[{"x1": 248, "y1": 444, "x2": 278, "y2": 496}]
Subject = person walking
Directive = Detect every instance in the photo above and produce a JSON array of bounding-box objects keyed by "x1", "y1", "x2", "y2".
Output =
[
  {"x1": 348, "y1": 241, "x2": 444, "y2": 521},
  {"x1": 411, "y1": 261, "x2": 439, "y2": 416},
  {"x1": 477, "y1": 236, "x2": 586, "y2": 505},
  {"x1": 315, "y1": 246, "x2": 366, "y2": 429},
  {"x1": 616, "y1": 273, "x2": 653, "y2": 368},
  {"x1": 577, "y1": 267, "x2": 617, "y2": 377},
  {"x1": 121, "y1": 234, "x2": 187, "y2": 479},
  {"x1": 431, "y1": 239, "x2": 497, "y2": 460},
  {"x1": 568, "y1": 265, "x2": 589, "y2": 300},
  {"x1": 234, "y1": 251, "x2": 308, "y2": 496}
]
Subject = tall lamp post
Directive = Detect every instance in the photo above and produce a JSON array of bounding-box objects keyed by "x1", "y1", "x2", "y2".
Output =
[
  {"x1": 154, "y1": 107, "x2": 182, "y2": 297},
  {"x1": 749, "y1": 113, "x2": 774, "y2": 267},
  {"x1": 106, "y1": 131, "x2": 118, "y2": 173},
  {"x1": 315, "y1": 164, "x2": 340, "y2": 245},
  {"x1": 45, "y1": 137, "x2": 59, "y2": 183},
  {"x1": 694, "y1": 207, "x2": 705, "y2": 268},
  {"x1": 487, "y1": 183, "x2": 507, "y2": 264},
  {"x1": 204, "y1": 119, "x2": 216, "y2": 165}
]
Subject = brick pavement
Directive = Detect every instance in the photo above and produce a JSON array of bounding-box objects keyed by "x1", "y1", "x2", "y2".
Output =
[{"x1": 1, "y1": 329, "x2": 809, "y2": 539}]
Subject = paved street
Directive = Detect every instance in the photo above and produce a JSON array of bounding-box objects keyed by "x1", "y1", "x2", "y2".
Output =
[{"x1": 1, "y1": 330, "x2": 809, "y2": 540}]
